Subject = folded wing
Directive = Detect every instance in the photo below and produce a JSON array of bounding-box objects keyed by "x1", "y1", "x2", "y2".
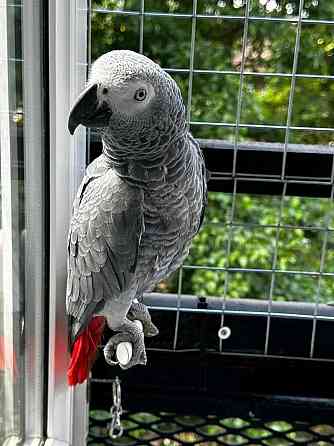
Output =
[{"x1": 66, "y1": 156, "x2": 144, "y2": 345}]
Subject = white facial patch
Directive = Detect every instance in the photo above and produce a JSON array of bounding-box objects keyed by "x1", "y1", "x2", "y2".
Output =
[{"x1": 100, "y1": 79, "x2": 156, "y2": 117}]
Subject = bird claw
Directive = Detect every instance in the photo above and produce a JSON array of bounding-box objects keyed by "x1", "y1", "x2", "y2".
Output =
[
  {"x1": 127, "y1": 301, "x2": 159, "y2": 337},
  {"x1": 104, "y1": 320, "x2": 147, "y2": 369}
]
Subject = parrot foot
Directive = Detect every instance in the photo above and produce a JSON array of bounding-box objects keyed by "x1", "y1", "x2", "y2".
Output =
[
  {"x1": 127, "y1": 301, "x2": 159, "y2": 337},
  {"x1": 104, "y1": 320, "x2": 147, "y2": 369}
]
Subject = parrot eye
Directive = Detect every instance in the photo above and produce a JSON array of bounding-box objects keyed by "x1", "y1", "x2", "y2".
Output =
[
  {"x1": 134, "y1": 88, "x2": 147, "y2": 102},
  {"x1": 102, "y1": 87, "x2": 109, "y2": 95}
]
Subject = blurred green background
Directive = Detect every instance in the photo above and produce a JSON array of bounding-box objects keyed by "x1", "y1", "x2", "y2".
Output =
[{"x1": 90, "y1": 0, "x2": 334, "y2": 303}]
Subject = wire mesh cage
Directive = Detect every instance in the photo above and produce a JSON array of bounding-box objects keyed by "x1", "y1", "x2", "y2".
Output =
[
  {"x1": 87, "y1": 0, "x2": 334, "y2": 361},
  {"x1": 89, "y1": 410, "x2": 334, "y2": 446},
  {"x1": 84, "y1": 0, "x2": 334, "y2": 444}
]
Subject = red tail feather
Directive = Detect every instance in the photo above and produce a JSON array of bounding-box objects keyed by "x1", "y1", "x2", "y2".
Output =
[{"x1": 67, "y1": 316, "x2": 106, "y2": 386}]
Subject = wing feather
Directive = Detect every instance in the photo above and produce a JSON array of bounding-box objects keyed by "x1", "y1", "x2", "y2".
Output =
[{"x1": 66, "y1": 155, "x2": 144, "y2": 343}]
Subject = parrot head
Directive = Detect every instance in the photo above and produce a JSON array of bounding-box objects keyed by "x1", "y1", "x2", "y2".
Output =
[{"x1": 68, "y1": 50, "x2": 186, "y2": 150}]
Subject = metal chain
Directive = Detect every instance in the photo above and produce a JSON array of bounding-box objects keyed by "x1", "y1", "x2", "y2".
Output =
[{"x1": 108, "y1": 376, "x2": 124, "y2": 439}]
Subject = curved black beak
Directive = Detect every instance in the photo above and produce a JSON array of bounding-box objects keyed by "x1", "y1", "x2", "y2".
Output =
[{"x1": 68, "y1": 83, "x2": 112, "y2": 135}]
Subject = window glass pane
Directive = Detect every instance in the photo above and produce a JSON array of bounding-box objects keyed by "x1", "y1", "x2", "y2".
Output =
[
  {"x1": 0, "y1": 2, "x2": 24, "y2": 442},
  {"x1": 91, "y1": 11, "x2": 140, "y2": 61},
  {"x1": 143, "y1": 16, "x2": 192, "y2": 68},
  {"x1": 195, "y1": 18, "x2": 244, "y2": 71},
  {"x1": 240, "y1": 76, "x2": 290, "y2": 126},
  {"x1": 191, "y1": 74, "x2": 239, "y2": 123},
  {"x1": 246, "y1": 21, "x2": 296, "y2": 74},
  {"x1": 298, "y1": 24, "x2": 334, "y2": 76},
  {"x1": 92, "y1": 0, "x2": 140, "y2": 11},
  {"x1": 198, "y1": 0, "x2": 246, "y2": 16},
  {"x1": 249, "y1": 0, "x2": 301, "y2": 18}
]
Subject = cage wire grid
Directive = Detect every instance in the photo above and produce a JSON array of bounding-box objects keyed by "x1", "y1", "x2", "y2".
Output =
[
  {"x1": 84, "y1": 1, "x2": 334, "y2": 445},
  {"x1": 88, "y1": 410, "x2": 334, "y2": 446},
  {"x1": 82, "y1": 0, "x2": 334, "y2": 363}
]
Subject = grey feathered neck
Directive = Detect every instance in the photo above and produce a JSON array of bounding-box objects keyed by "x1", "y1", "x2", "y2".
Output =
[
  {"x1": 100, "y1": 93, "x2": 189, "y2": 186},
  {"x1": 101, "y1": 126, "x2": 190, "y2": 188}
]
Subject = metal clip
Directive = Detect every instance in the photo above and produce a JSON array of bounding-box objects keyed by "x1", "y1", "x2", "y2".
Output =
[{"x1": 109, "y1": 376, "x2": 124, "y2": 439}]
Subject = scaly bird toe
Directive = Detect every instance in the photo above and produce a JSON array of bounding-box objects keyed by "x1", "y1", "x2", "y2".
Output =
[
  {"x1": 127, "y1": 301, "x2": 159, "y2": 338},
  {"x1": 103, "y1": 320, "x2": 147, "y2": 369}
]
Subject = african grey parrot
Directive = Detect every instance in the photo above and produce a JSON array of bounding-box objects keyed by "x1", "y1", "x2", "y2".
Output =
[{"x1": 66, "y1": 50, "x2": 208, "y2": 384}]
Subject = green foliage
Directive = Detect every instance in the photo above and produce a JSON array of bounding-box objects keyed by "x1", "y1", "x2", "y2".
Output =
[
  {"x1": 91, "y1": 0, "x2": 334, "y2": 303},
  {"x1": 163, "y1": 193, "x2": 334, "y2": 302}
]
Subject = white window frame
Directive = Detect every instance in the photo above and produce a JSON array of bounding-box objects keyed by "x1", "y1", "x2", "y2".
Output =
[
  {"x1": 0, "y1": 2, "x2": 22, "y2": 441},
  {"x1": 0, "y1": 1, "x2": 47, "y2": 444},
  {"x1": 46, "y1": 1, "x2": 88, "y2": 445},
  {"x1": 22, "y1": 0, "x2": 46, "y2": 444}
]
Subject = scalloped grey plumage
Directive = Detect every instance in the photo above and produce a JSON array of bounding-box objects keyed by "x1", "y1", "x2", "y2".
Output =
[{"x1": 67, "y1": 50, "x2": 208, "y2": 369}]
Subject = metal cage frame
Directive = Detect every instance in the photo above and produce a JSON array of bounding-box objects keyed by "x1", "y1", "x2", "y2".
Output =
[{"x1": 85, "y1": 0, "x2": 334, "y2": 443}]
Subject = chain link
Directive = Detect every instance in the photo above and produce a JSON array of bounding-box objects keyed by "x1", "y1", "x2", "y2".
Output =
[{"x1": 108, "y1": 376, "x2": 124, "y2": 439}]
